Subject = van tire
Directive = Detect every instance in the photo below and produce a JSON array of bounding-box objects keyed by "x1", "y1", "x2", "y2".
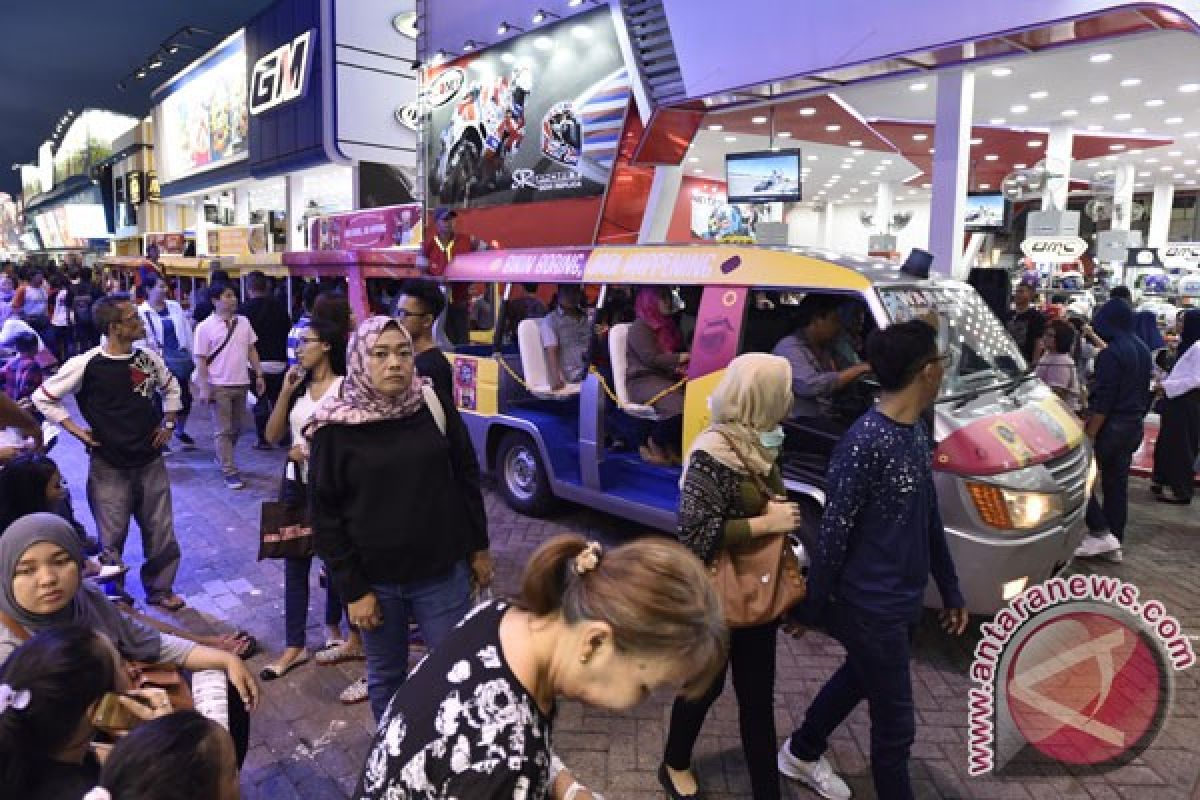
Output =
[{"x1": 497, "y1": 432, "x2": 556, "y2": 516}]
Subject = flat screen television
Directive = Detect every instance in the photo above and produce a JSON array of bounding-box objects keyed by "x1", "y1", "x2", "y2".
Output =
[
  {"x1": 725, "y1": 150, "x2": 802, "y2": 203},
  {"x1": 964, "y1": 192, "x2": 1007, "y2": 230}
]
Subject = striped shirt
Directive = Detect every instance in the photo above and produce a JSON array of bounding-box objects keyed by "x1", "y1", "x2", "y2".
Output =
[{"x1": 286, "y1": 315, "x2": 311, "y2": 367}]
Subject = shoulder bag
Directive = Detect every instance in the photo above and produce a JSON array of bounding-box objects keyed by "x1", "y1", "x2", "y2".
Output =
[
  {"x1": 258, "y1": 473, "x2": 313, "y2": 561},
  {"x1": 707, "y1": 432, "x2": 807, "y2": 628}
]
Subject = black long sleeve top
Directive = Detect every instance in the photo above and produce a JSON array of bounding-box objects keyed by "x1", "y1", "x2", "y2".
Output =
[{"x1": 310, "y1": 400, "x2": 488, "y2": 603}]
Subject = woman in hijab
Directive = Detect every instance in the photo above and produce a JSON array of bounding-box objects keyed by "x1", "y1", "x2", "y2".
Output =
[
  {"x1": 0, "y1": 513, "x2": 258, "y2": 763},
  {"x1": 309, "y1": 316, "x2": 492, "y2": 721},
  {"x1": 1152, "y1": 309, "x2": 1200, "y2": 504},
  {"x1": 660, "y1": 353, "x2": 803, "y2": 800},
  {"x1": 626, "y1": 287, "x2": 690, "y2": 465},
  {"x1": 1133, "y1": 310, "x2": 1166, "y2": 353}
]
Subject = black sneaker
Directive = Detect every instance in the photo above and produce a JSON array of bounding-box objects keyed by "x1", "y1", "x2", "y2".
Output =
[{"x1": 176, "y1": 432, "x2": 197, "y2": 450}]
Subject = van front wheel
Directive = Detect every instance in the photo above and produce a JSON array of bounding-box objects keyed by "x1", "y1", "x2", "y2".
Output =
[{"x1": 497, "y1": 432, "x2": 556, "y2": 516}]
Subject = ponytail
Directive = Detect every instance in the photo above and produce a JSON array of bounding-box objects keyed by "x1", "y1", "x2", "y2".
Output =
[
  {"x1": 0, "y1": 626, "x2": 117, "y2": 795},
  {"x1": 517, "y1": 534, "x2": 728, "y2": 700}
]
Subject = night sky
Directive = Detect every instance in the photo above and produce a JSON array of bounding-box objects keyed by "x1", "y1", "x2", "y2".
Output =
[{"x1": 0, "y1": 0, "x2": 276, "y2": 197}]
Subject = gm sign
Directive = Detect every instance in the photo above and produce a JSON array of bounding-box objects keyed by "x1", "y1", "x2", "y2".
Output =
[
  {"x1": 1020, "y1": 235, "x2": 1088, "y2": 264},
  {"x1": 250, "y1": 29, "x2": 314, "y2": 115}
]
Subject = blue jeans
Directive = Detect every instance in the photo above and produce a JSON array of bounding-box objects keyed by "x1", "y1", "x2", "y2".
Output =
[
  {"x1": 1085, "y1": 416, "x2": 1144, "y2": 541},
  {"x1": 789, "y1": 602, "x2": 917, "y2": 800},
  {"x1": 283, "y1": 557, "x2": 345, "y2": 649},
  {"x1": 362, "y1": 561, "x2": 473, "y2": 720}
]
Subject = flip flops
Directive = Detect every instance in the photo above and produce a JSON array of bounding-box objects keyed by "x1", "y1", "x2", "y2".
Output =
[
  {"x1": 339, "y1": 677, "x2": 368, "y2": 705},
  {"x1": 147, "y1": 593, "x2": 187, "y2": 612},
  {"x1": 260, "y1": 652, "x2": 310, "y2": 681}
]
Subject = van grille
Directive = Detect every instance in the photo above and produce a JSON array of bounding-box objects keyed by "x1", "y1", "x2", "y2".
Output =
[{"x1": 1046, "y1": 446, "x2": 1088, "y2": 512}]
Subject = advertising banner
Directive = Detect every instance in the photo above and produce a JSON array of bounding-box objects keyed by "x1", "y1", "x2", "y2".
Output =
[
  {"x1": 446, "y1": 249, "x2": 590, "y2": 283},
  {"x1": 1160, "y1": 243, "x2": 1200, "y2": 267},
  {"x1": 689, "y1": 189, "x2": 778, "y2": 242},
  {"x1": 206, "y1": 225, "x2": 268, "y2": 256},
  {"x1": 308, "y1": 204, "x2": 423, "y2": 251},
  {"x1": 145, "y1": 233, "x2": 186, "y2": 255},
  {"x1": 421, "y1": 7, "x2": 631, "y2": 208},
  {"x1": 1020, "y1": 236, "x2": 1088, "y2": 264},
  {"x1": 158, "y1": 31, "x2": 250, "y2": 183}
]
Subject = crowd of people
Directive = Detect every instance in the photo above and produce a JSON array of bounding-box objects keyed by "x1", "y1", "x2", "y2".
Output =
[{"x1": 0, "y1": 244, "x2": 1192, "y2": 800}]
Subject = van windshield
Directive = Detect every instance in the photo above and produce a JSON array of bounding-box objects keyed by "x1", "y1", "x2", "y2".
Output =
[{"x1": 879, "y1": 286, "x2": 1027, "y2": 397}]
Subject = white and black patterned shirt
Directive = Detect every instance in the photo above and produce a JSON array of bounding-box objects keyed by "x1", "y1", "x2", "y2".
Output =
[{"x1": 355, "y1": 600, "x2": 554, "y2": 799}]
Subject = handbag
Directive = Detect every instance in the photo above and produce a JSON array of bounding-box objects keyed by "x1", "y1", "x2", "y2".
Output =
[
  {"x1": 258, "y1": 499, "x2": 313, "y2": 560},
  {"x1": 707, "y1": 432, "x2": 807, "y2": 628}
]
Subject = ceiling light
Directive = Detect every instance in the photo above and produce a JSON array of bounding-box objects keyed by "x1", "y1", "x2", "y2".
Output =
[
  {"x1": 1089, "y1": 94, "x2": 1109, "y2": 104},
  {"x1": 135, "y1": 67, "x2": 148, "y2": 79},
  {"x1": 1169, "y1": 150, "x2": 1183, "y2": 157},
  {"x1": 1146, "y1": 157, "x2": 1160, "y2": 163},
  {"x1": 1110, "y1": 144, "x2": 1126, "y2": 151},
  {"x1": 991, "y1": 67, "x2": 1013, "y2": 77},
  {"x1": 922, "y1": 182, "x2": 932, "y2": 188},
  {"x1": 1121, "y1": 77, "x2": 1142, "y2": 87},
  {"x1": 859, "y1": 179, "x2": 870, "y2": 185},
  {"x1": 1014, "y1": 163, "x2": 1027, "y2": 169},
  {"x1": 1027, "y1": 140, "x2": 1042, "y2": 147},
  {"x1": 1087, "y1": 124, "x2": 1103, "y2": 131},
  {"x1": 979, "y1": 183, "x2": 991, "y2": 189},
  {"x1": 912, "y1": 133, "x2": 928, "y2": 141},
  {"x1": 853, "y1": 149, "x2": 865, "y2": 156},
  {"x1": 825, "y1": 124, "x2": 841, "y2": 132},
  {"x1": 1106, "y1": 155, "x2": 1119, "y2": 161},
  {"x1": 751, "y1": 116, "x2": 767, "y2": 124},
  {"x1": 990, "y1": 117, "x2": 1006, "y2": 125},
  {"x1": 148, "y1": 56, "x2": 164, "y2": 70},
  {"x1": 1186, "y1": 159, "x2": 1197, "y2": 166},
  {"x1": 1139, "y1": 170, "x2": 1152, "y2": 177},
  {"x1": 1186, "y1": 131, "x2": 1200, "y2": 138},
  {"x1": 1089, "y1": 52, "x2": 1113, "y2": 63},
  {"x1": 799, "y1": 107, "x2": 816, "y2": 116},
  {"x1": 928, "y1": 147, "x2": 935, "y2": 154},
  {"x1": 984, "y1": 154, "x2": 999, "y2": 161},
  {"x1": 970, "y1": 137, "x2": 983, "y2": 145},
  {"x1": 707, "y1": 124, "x2": 723, "y2": 131},
  {"x1": 1010, "y1": 104, "x2": 1028, "y2": 114},
  {"x1": 1181, "y1": 83, "x2": 1200, "y2": 93},
  {"x1": 1114, "y1": 112, "x2": 1132, "y2": 121},
  {"x1": 724, "y1": 135, "x2": 737, "y2": 142},
  {"x1": 848, "y1": 139, "x2": 862, "y2": 147},
  {"x1": 687, "y1": 156, "x2": 699, "y2": 163},
  {"x1": 1161, "y1": 165, "x2": 1173, "y2": 171},
  {"x1": 1060, "y1": 109, "x2": 1078, "y2": 118},
  {"x1": 496, "y1": 21, "x2": 524, "y2": 35},
  {"x1": 462, "y1": 39, "x2": 480, "y2": 51},
  {"x1": 1167, "y1": 117, "x2": 1184, "y2": 125},
  {"x1": 909, "y1": 81, "x2": 928, "y2": 92},
  {"x1": 531, "y1": 8, "x2": 560, "y2": 24},
  {"x1": 1029, "y1": 90, "x2": 1049, "y2": 100},
  {"x1": 770, "y1": 146, "x2": 781, "y2": 152},
  {"x1": 1088, "y1": 160, "x2": 1101, "y2": 167},
  {"x1": 1145, "y1": 98, "x2": 1165, "y2": 107},
  {"x1": 692, "y1": 168, "x2": 703, "y2": 174},
  {"x1": 806, "y1": 154, "x2": 818, "y2": 160}
]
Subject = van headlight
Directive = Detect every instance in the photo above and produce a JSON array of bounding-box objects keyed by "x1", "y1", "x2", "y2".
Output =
[
  {"x1": 966, "y1": 482, "x2": 1065, "y2": 530},
  {"x1": 1085, "y1": 457, "x2": 1098, "y2": 498}
]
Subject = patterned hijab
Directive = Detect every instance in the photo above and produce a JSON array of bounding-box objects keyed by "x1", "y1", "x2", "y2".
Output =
[
  {"x1": 635, "y1": 287, "x2": 683, "y2": 354},
  {"x1": 681, "y1": 353, "x2": 793, "y2": 487},
  {"x1": 0, "y1": 513, "x2": 161, "y2": 662},
  {"x1": 306, "y1": 316, "x2": 427, "y2": 436}
]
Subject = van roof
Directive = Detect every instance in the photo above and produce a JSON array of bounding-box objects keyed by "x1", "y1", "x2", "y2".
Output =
[{"x1": 443, "y1": 244, "x2": 941, "y2": 290}]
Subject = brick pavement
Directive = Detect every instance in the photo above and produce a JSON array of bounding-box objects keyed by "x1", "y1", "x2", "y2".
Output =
[{"x1": 44, "y1": 404, "x2": 1200, "y2": 799}]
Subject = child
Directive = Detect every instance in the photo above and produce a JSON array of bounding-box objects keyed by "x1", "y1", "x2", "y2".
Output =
[
  {"x1": 0, "y1": 452, "x2": 95, "y2": 553},
  {"x1": 1, "y1": 332, "x2": 44, "y2": 406},
  {"x1": 94, "y1": 711, "x2": 240, "y2": 800},
  {"x1": 1036, "y1": 319, "x2": 1083, "y2": 412}
]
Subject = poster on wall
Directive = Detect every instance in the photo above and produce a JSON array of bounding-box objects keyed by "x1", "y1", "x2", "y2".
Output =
[
  {"x1": 359, "y1": 162, "x2": 416, "y2": 209},
  {"x1": 689, "y1": 189, "x2": 777, "y2": 243},
  {"x1": 420, "y1": 7, "x2": 630, "y2": 208},
  {"x1": 308, "y1": 204, "x2": 423, "y2": 250},
  {"x1": 157, "y1": 31, "x2": 250, "y2": 183},
  {"x1": 145, "y1": 232, "x2": 186, "y2": 255},
  {"x1": 205, "y1": 225, "x2": 268, "y2": 255}
]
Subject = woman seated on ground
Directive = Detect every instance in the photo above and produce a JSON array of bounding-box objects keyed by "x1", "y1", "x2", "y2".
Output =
[
  {"x1": 93, "y1": 710, "x2": 240, "y2": 800},
  {"x1": 626, "y1": 287, "x2": 690, "y2": 465},
  {"x1": 0, "y1": 626, "x2": 121, "y2": 800},
  {"x1": 353, "y1": 534, "x2": 726, "y2": 799},
  {"x1": 0, "y1": 513, "x2": 259, "y2": 764}
]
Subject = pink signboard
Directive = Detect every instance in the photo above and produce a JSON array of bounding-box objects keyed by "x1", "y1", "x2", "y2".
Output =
[
  {"x1": 309, "y1": 204, "x2": 422, "y2": 251},
  {"x1": 688, "y1": 286, "x2": 747, "y2": 379},
  {"x1": 445, "y1": 249, "x2": 590, "y2": 283}
]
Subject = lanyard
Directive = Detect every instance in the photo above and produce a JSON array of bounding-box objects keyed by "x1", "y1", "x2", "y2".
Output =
[{"x1": 433, "y1": 236, "x2": 455, "y2": 260}]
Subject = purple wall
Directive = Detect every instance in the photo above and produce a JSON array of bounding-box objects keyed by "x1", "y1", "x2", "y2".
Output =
[{"x1": 661, "y1": 0, "x2": 1200, "y2": 100}]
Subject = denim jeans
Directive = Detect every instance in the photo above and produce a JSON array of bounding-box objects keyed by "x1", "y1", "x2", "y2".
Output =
[
  {"x1": 362, "y1": 561, "x2": 473, "y2": 720},
  {"x1": 85, "y1": 456, "x2": 181, "y2": 600},
  {"x1": 1085, "y1": 415, "x2": 1145, "y2": 541},
  {"x1": 789, "y1": 602, "x2": 917, "y2": 800},
  {"x1": 284, "y1": 556, "x2": 346, "y2": 649}
]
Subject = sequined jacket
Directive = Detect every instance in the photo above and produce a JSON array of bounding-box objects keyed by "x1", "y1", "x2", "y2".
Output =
[{"x1": 677, "y1": 450, "x2": 784, "y2": 565}]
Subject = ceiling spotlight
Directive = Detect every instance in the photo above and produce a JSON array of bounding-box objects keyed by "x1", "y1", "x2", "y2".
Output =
[
  {"x1": 1110, "y1": 144, "x2": 1126, "y2": 151},
  {"x1": 707, "y1": 123, "x2": 723, "y2": 131},
  {"x1": 1166, "y1": 116, "x2": 1184, "y2": 124},
  {"x1": 1120, "y1": 77, "x2": 1142, "y2": 87},
  {"x1": 990, "y1": 117, "x2": 1006, "y2": 125},
  {"x1": 825, "y1": 124, "x2": 841, "y2": 132},
  {"x1": 497, "y1": 21, "x2": 524, "y2": 35},
  {"x1": 462, "y1": 39, "x2": 481, "y2": 51},
  {"x1": 1060, "y1": 109, "x2": 1079, "y2": 118},
  {"x1": 1027, "y1": 140, "x2": 1043, "y2": 147},
  {"x1": 135, "y1": 67, "x2": 147, "y2": 79},
  {"x1": 1029, "y1": 90, "x2": 1049, "y2": 100},
  {"x1": 148, "y1": 56, "x2": 164, "y2": 70},
  {"x1": 1114, "y1": 112, "x2": 1132, "y2": 121},
  {"x1": 1131, "y1": 127, "x2": 1147, "y2": 133},
  {"x1": 991, "y1": 66, "x2": 1012, "y2": 77},
  {"x1": 909, "y1": 81, "x2": 928, "y2": 92},
  {"x1": 984, "y1": 154, "x2": 999, "y2": 161},
  {"x1": 1089, "y1": 52, "x2": 1113, "y2": 63},
  {"x1": 1145, "y1": 98, "x2": 1165, "y2": 107},
  {"x1": 778, "y1": 132, "x2": 793, "y2": 138},
  {"x1": 1014, "y1": 163, "x2": 1027, "y2": 169},
  {"x1": 798, "y1": 107, "x2": 816, "y2": 116},
  {"x1": 432, "y1": 49, "x2": 450, "y2": 64},
  {"x1": 531, "y1": 9, "x2": 560, "y2": 24},
  {"x1": 912, "y1": 133, "x2": 928, "y2": 141},
  {"x1": 1087, "y1": 124, "x2": 1103, "y2": 131},
  {"x1": 724, "y1": 135, "x2": 738, "y2": 143},
  {"x1": 1010, "y1": 104, "x2": 1028, "y2": 114},
  {"x1": 751, "y1": 116, "x2": 767, "y2": 124},
  {"x1": 848, "y1": 139, "x2": 862, "y2": 147},
  {"x1": 1089, "y1": 94, "x2": 1109, "y2": 104},
  {"x1": 166, "y1": 43, "x2": 181, "y2": 55}
]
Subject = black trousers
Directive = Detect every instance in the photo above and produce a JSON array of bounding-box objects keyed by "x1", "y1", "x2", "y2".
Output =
[
  {"x1": 1153, "y1": 389, "x2": 1200, "y2": 502},
  {"x1": 664, "y1": 622, "x2": 780, "y2": 800},
  {"x1": 253, "y1": 372, "x2": 286, "y2": 444},
  {"x1": 1085, "y1": 415, "x2": 1145, "y2": 540}
]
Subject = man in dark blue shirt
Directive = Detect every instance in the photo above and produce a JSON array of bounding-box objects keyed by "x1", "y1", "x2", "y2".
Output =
[
  {"x1": 1074, "y1": 298, "x2": 1152, "y2": 563},
  {"x1": 778, "y1": 320, "x2": 967, "y2": 800}
]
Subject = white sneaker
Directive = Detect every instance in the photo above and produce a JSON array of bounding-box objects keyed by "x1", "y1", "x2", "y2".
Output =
[
  {"x1": 1074, "y1": 532, "x2": 1123, "y2": 562},
  {"x1": 778, "y1": 745, "x2": 852, "y2": 800}
]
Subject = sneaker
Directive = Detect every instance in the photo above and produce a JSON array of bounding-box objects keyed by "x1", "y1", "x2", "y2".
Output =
[
  {"x1": 176, "y1": 432, "x2": 197, "y2": 450},
  {"x1": 224, "y1": 473, "x2": 246, "y2": 490},
  {"x1": 339, "y1": 677, "x2": 369, "y2": 705},
  {"x1": 1074, "y1": 532, "x2": 1123, "y2": 562},
  {"x1": 778, "y1": 746, "x2": 852, "y2": 800}
]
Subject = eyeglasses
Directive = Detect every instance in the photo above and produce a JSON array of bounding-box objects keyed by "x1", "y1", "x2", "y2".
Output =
[
  {"x1": 394, "y1": 309, "x2": 430, "y2": 320},
  {"x1": 296, "y1": 336, "x2": 321, "y2": 346}
]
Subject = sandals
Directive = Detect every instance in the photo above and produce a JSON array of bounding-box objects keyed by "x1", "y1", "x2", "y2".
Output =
[
  {"x1": 339, "y1": 677, "x2": 368, "y2": 705},
  {"x1": 315, "y1": 639, "x2": 365, "y2": 665},
  {"x1": 260, "y1": 652, "x2": 310, "y2": 681},
  {"x1": 147, "y1": 593, "x2": 186, "y2": 612},
  {"x1": 216, "y1": 631, "x2": 259, "y2": 660}
]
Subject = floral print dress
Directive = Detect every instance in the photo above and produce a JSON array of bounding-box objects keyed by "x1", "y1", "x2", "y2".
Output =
[{"x1": 355, "y1": 600, "x2": 554, "y2": 799}]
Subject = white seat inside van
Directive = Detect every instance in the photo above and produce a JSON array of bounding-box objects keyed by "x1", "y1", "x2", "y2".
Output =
[
  {"x1": 608, "y1": 323, "x2": 664, "y2": 420},
  {"x1": 516, "y1": 318, "x2": 581, "y2": 399}
]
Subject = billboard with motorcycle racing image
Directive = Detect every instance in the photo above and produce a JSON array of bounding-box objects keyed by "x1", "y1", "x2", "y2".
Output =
[{"x1": 420, "y1": 7, "x2": 631, "y2": 208}]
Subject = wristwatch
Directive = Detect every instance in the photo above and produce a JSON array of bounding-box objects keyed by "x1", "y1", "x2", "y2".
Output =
[{"x1": 163, "y1": 421, "x2": 176, "y2": 430}]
